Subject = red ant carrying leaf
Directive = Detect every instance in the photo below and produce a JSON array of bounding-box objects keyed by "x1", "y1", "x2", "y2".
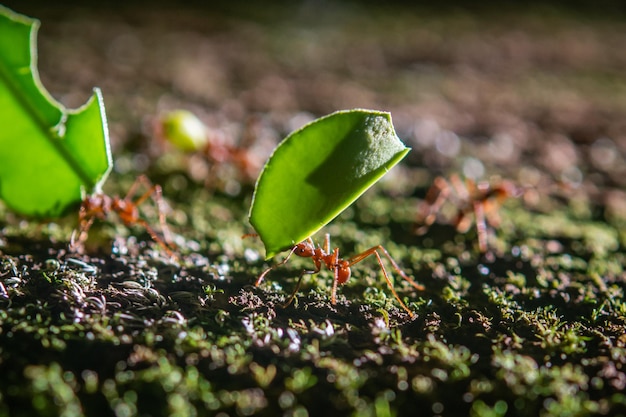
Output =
[
  {"x1": 254, "y1": 233, "x2": 424, "y2": 317},
  {"x1": 70, "y1": 175, "x2": 176, "y2": 258},
  {"x1": 416, "y1": 174, "x2": 522, "y2": 253},
  {"x1": 157, "y1": 109, "x2": 263, "y2": 185}
]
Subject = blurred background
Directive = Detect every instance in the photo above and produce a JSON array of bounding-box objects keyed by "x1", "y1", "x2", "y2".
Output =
[{"x1": 4, "y1": 1, "x2": 626, "y2": 220}]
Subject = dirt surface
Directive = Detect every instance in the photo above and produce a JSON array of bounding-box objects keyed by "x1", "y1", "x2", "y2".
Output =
[{"x1": 2, "y1": 3, "x2": 626, "y2": 417}]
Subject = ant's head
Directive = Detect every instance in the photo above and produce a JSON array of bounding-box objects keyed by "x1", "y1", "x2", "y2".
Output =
[
  {"x1": 293, "y1": 240, "x2": 315, "y2": 258},
  {"x1": 82, "y1": 193, "x2": 112, "y2": 213},
  {"x1": 110, "y1": 197, "x2": 126, "y2": 211},
  {"x1": 495, "y1": 180, "x2": 525, "y2": 200}
]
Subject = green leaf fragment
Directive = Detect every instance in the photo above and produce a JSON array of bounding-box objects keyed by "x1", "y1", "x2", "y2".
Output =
[
  {"x1": 161, "y1": 109, "x2": 209, "y2": 152},
  {"x1": 249, "y1": 109, "x2": 410, "y2": 258},
  {"x1": 0, "y1": 6, "x2": 111, "y2": 217}
]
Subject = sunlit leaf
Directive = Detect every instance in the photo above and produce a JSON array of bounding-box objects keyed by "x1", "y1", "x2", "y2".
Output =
[
  {"x1": 161, "y1": 109, "x2": 208, "y2": 152},
  {"x1": 0, "y1": 6, "x2": 111, "y2": 217},
  {"x1": 249, "y1": 109, "x2": 410, "y2": 258}
]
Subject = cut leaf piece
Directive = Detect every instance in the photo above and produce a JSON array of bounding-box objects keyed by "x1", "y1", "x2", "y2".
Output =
[
  {"x1": 161, "y1": 109, "x2": 208, "y2": 152},
  {"x1": 0, "y1": 6, "x2": 111, "y2": 217},
  {"x1": 249, "y1": 109, "x2": 410, "y2": 258}
]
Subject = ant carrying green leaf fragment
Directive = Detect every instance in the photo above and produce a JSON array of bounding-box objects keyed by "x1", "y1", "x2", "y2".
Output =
[
  {"x1": 70, "y1": 175, "x2": 177, "y2": 258},
  {"x1": 249, "y1": 109, "x2": 411, "y2": 258},
  {"x1": 158, "y1": 109, "x2": 262, "y2": 185},
  {"x1": 0, "y1": 6, "x2": 111, "y2": 218},
  {"x1": 0, "y1": 6, "x2": 175, "y2": 258},
  {"x1": 248, "y1": 109, "x2": 421, "y2": 316}
]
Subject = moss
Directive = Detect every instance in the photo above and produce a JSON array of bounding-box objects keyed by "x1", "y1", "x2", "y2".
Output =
[{"x1": 3, "y1": 3, "x2": 626, "y2": 417}]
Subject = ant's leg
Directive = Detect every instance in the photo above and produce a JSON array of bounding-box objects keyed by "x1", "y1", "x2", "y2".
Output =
[
  {"x1": 483, "y1": 198, "x2": 503, "y2": 229},
  {"x1": 135, "y1": 219, "x2": 177, "y2": 259},
  {"x1": 483, "y1": 184, "x2": 515, "y2": 229},
  {"x1": 330, "y1": 248, "x2": 340, "y2": 305},
  {"x1": 69, "y1": 213, "x2": 95, "y2": 252},
  {"x1": 150, "y1": 184, "x2": 173, "y2": 245},
  {"x1": 347, "y1": 247, "x2": 416, "y2": 317},
  {"x1": 281, "y1": 269, "x2": 315, "y2": 308},
  {"x1": 122, "y1": 175, "x2": 151, "y2": 201},
  {"x1": 416, "y1": 176, "x2": 451, "y2": 233},
  {"x1": 473, "y1": 200, "x2": 489, "y2": 253},
  {"x1": 127, "y1": 176, "x2": 175, "y2": 246},
  {"x1": 324, "y1": 234, "x2": 331, "y2": 254},
  {"x1": 349, "y1": 244, "x2": 426, "y2": 315},
  {"x1": 454, "y1": 209, "x2": 474, "y2": 233},
  {"x1": 347, "y1": 245, "x2": 424, "y2": 292},
  {"x1": 451, "y1": 174, "x2": 471, "y2": 202},
  {"x1": 255, "y1": 245, "x2": 299, "y2": 286},
  {"x1": 229, "y1": 147, "x2": 259, "y2": 181}
]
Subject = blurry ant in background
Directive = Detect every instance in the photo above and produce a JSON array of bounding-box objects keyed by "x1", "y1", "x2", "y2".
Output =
[
  {"x1": 415, "y1": 174, "x2": 523, "y2": 253},
  {"x1": 254, "y1": 233, "x2": 424, "y2": 317},
  {"x1": 70, "y1": 175, "x2": 176, "y2": 258},
  {"x1": 156, "y1": 109, "x2": 263, "y2": 185}
]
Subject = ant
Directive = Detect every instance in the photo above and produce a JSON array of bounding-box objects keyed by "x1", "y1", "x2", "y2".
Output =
[
  {"x1": 255, "y1": 233, "x2": 424, "y2": 317},
  {"x1": 202, "y1": 134, "x2": 261, "y2": 182},
  {"x1": 156, "y1": 110, "x2": 263, "y2": 184},
  {"x1": 70, "y1": 175, "x2": 176, "y2": 258},
  {"x1": 416, "y1": 174, "x2": 522, "y2": 253}
]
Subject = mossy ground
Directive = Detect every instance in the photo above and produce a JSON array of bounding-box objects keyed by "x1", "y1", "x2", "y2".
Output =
[{"x1": 2, "y1": 2, "x2": 626, "y2": 416}]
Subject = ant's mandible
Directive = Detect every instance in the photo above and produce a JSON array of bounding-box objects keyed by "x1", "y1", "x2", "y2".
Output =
[
  {"x1": 416, "y1": 174, "x2": 521, "y2": 253},
  {"x1": 255, "y1": 234, "x2": 424, "y2": 317},
  {"x1": 70, "y1": 175, "x2": 176, "y2": 258}
]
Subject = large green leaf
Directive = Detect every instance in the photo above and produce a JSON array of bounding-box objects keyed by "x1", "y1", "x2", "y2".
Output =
[
  {"x1": 0, "y1": 6, "x2": 111, "y2": 217},
  {"x1": 249, "y1": 109, "x2": 410, "y2": 258}
]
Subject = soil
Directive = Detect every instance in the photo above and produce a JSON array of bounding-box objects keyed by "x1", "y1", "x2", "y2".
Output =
[{"x1": 2, "y1": 2, "x2": 626, "y2": 417}]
